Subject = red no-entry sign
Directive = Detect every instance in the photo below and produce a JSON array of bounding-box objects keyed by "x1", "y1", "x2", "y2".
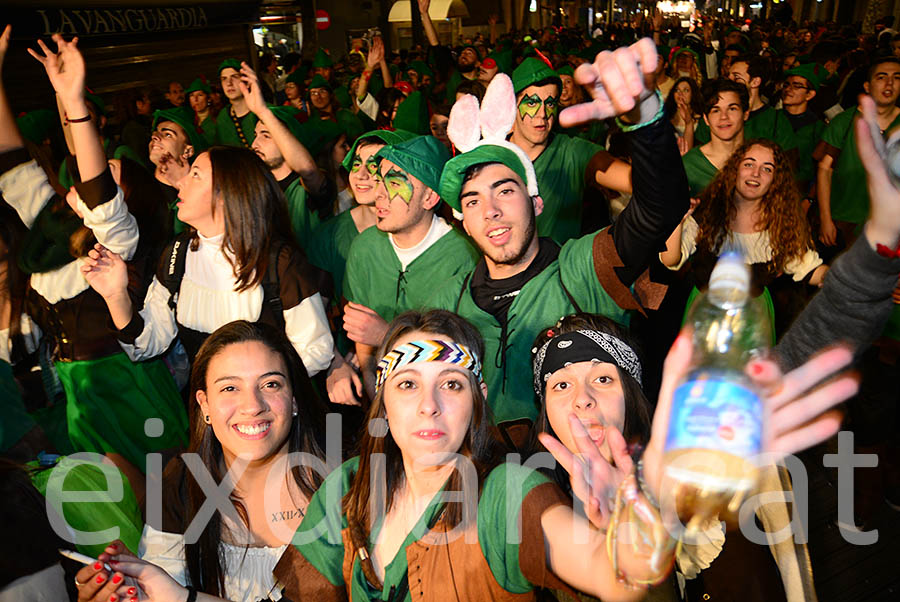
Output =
[{"x1": 315, "y1": 9, "x2": 330, "y2": 30}]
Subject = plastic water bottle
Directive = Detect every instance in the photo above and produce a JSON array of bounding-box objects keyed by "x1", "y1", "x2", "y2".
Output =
[{"x1": 662, "y1": 252, "x2": 772, "y2": 528}]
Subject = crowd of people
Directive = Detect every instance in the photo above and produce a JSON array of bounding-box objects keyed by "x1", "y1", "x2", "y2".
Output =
[{"x1": 1, "y1": 2, "x2": 900, "y2": 601}]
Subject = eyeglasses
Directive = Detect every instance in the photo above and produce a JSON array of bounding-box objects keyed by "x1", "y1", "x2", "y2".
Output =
[{"x1": 786, "y1": 82, "x2": 809, "y2": 91}]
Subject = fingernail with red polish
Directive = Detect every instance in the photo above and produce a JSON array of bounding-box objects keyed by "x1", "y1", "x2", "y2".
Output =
[
  {"x1": 109, "y1": 595, "x2": 118, "y2": 602},
  {"x1": 96, "y1": 574, "x2": 105, "y2": 584},
  {"x1": 112, "y1": 574, "x2": 122, "y2": 584},
  {"x1": 93, "y1": 562, "x2": 102, "y2": 570},
  {"x1": 127, "y1": 587, "x2": 136, "y2": 596}
]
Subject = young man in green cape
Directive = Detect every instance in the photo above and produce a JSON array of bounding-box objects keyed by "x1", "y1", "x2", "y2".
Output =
[
  {"x1": 215, "y1": 58, "x2": 257, "y2": 148},
  {"x1": 778, "y1": 62, "x2": 826, "y2": 196},
  {"x1": 343, "y1": 135, "x2": 479, "y2": 397}
]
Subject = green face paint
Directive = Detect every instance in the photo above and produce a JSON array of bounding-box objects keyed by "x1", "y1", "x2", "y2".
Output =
[
  {"x1": 517, "y1": 93, "x2": 559, "y2": 120},
  {"x1": 349, "y1": 153, "x2": 363, "y2": 174},
  {"x1": 365, "y1": 157, "x2": 380, "y2": 179},
  {"x1": 383, "y1": 167, "x2": 414, "y2": 204}
]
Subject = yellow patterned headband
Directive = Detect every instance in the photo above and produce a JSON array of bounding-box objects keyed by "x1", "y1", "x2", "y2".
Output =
[{"x1": 375, "y1": 339, "x2": 484, "y2": 393}]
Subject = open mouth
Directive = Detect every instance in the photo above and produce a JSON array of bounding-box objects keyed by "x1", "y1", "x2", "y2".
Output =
[
  {"x1": 414, "y1": 430, "x2": 445, "y2": 440},
  {"x1": 233, "y1": 421, "x2": 271, "y2": 439},
  {"x1": 486, "y1": 226, "x2": 511, "y2": 245}
]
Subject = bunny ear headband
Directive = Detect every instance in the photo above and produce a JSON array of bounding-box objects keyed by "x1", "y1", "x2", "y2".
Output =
[{"x1": 438, "y1": 73, "x2": 540, "y2": 212}]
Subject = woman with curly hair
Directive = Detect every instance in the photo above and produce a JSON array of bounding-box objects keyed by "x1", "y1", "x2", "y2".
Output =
[{"x1": 661, "y1": 139, "x2": 828, "y2": 334}]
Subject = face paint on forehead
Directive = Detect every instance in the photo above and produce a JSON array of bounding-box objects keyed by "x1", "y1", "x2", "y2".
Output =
[{"x1": 382, "y1": 167, "x2": 414, "y2": 204}]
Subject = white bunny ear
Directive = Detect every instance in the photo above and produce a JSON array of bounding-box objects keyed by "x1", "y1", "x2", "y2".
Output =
[
  {"x1": 479, "y1": 74, "x2": 516, "y2": 142},
  {"x1": 448, "y1": 94, "x2": 482, "y2": 153}
]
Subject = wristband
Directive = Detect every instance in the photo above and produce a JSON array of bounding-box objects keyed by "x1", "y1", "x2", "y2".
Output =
[
  {"x1": 65, "y1": 114, "x2": 92, "y2": 124},
  {"x1": 875, "y1": 242, "x2": 900, "y2": 259},
  {"x1": 185, "y1": 587, "x2": 198, "y2": 602},
  {"x1": 615, "y1": 89, "x2": 665, "y2": 132},
  {"x1": 362, "y1": 70, "x2": 373, "y2": 82}
]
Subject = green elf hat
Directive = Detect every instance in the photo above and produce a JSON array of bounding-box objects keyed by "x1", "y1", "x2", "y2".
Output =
[
  {"x1": 460, "y1": 44, "x2": 482, "y2": 61},
  {"x1": 218, "y1": 58, "x2": 242, "y2": 76},
  {"x1": 556, "y1": 65, "x2": 574, "y2": 77},
  {"x1": 85, "y1": 91, "x2": 106, "y2": 115},
  {"x1": 670, "y1": 46, "x2": 701, "y2": 67},
  {"x1": 441, "y1": 74, "x2": 539, "y2": 212},
  {"x1": 392, "y1": 91, "x2": 430, "y2": 135},
  {"x1": 297, "y1": 118, "x2": 344, "y2": 157},
  {"x1": 152, "y1": 107, "x2": 208, "y2": 152},
  {"x1": 785, "y1": 63, "x2": 824, "y2": 91},
  {"x1": 341, "y1": 128, "x2": 418, "y2": 172},
  {"x1": 308, "y1": 74, "x2": 333, "y2": 92},
  {"x1": 484, "y1": 49, "x2": 513, "y2": 74},
  {"x1": 285, "y1": 67, "x2": 308, "y2": 87},
  {"x1": 408, "y1": 60, "x2": 434, "y2": 78},
  {"x1": 512, "y1": 57, "x2": 560, "y2": 94},
  {"x1": 312, "y1": 48, "x2": 333, "y2": 68},
  {"x1": 16, "y1": 109, "x2": 57, "y2": 144},
  {"x1": 185, "y1": 77, "x2": 211, "y2": 96},
  {"x1": 267, "y1": 105, "x2": 306, "y2": 140},
  {"x1": 375, "y1": 135, "x2": 451, "y2": 195}
]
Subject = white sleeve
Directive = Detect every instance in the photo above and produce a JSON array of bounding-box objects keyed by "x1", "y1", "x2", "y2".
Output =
[
  {"x1": 662, "y1": 215, "x2": 699, "y2": 271},
  {"x1": 118, "y1": 276, "x2": 179, "y2": 361},
  {"x1": 0, "y1": 159, "x2": 55, "y2": 228},
  {"x1": 138, "y1": 524, "x2": 189, "y2": 587},
  {"x1": 358, "y1": 93, "x2": 379, "y2": 122},
  {"x1": 784, "y1": 247, "x2": 824, "y2": 282},
  {"x1": 77, "y1": 185, "x2": 139, "y2": 262},
  {"x1": 283, "y1": 292, "x2": 334, "y2": 376},
  {"x1": 675, "y1": 517, "x2": 726, "y2": 579}
]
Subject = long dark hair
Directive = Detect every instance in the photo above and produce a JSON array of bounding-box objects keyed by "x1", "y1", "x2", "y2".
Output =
[
  {"x1": 181, "y1": 320, "x2": 326, "y2": 596},
  {"x1": 528, "y1": 313, "x2": 652, "y2": 491},
  {"x1": 0, "y1": 206, "x2": 29, "y2": 364},
  {"x1": 199, "y1": 146, "x2": 295, "y2": 292},
  {"x1": 343, "y1": 310, "x2": 500, "y2": 587},
  {"x1": 664, "y1": 76, "x2": 704, "y2": 121}
]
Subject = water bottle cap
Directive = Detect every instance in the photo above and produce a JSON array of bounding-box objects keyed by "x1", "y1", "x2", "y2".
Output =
[{"x1": 709, "y1": 252, "x2": 750, "y2": 299}]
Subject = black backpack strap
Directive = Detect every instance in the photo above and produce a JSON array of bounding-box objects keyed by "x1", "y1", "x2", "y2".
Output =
[
  {"x1": 454, "y1": 272, "x2": 472, "y2": 313},
  {"x1": 559, "y1": 271, "x2": 584, "y2": 314},
  {"x1": 162, "y1": 232, "x2": 192, "y2": 311},
  {"x1": 262, "y1": 244, "x2": 286, "y2": 331}
]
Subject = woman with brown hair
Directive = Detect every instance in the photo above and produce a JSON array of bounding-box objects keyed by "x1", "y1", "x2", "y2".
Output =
[
  {"x1": 661, "y1": 138, "x2": 828, "y2": 335},
  {"x1": 82, "y1": 143, "x2": 335, "y2": 374}
]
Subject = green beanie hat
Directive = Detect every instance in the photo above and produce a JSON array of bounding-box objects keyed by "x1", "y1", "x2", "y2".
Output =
[
  {"x1": 785, "y1": 62, "x2": 824, "y2": 91},
  {"x1": 341, "y1": 129, "x2": 417, "y2": 172},
  {"x1": 152, "y1": 107, "x2": 208, "y2": 152},
  {"x1": 375, "y1": 135, "x2": 450, "y2": 195},
  {"x1": 512, "y1": 57, "x2": 560, "y2": 94},
  {"x1": 218, "y1": 58, "x2": 242, "y2": 76},
  {"x1": 185, "y1": 78, "x2": 211, "y2": 95},
  {"x1": 285, "y1": 67, "x2": 308, "y2": 88},
  {"x1": 16, "y1": 109, "x2": 57, "y2": 144},
  {"x1": 308, "y1": 74, "x2": 333, "y2": 92},
  {"x1": 439, "y1": 144, "x2": 534, "y2": 212},
  {"x1": 312, "y1": 48, "x2": 333, "y2": 68},
  {"x1": 297, "y1": 118, "x2": 344, "y2": 157},
  {"x1": 409, "y1": 60, "x2": 435, "y2": 78},
  {"x1": 392, "y1": 91, "x2": 430, "y2": 135},
  {"x1": 267, "y1": 105, "x2": 306, "y2": 140}
]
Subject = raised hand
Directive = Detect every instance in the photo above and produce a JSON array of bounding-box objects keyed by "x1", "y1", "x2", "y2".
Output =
[
  {"x1": 417, "y1": 0, "x2": 431, "y2": 13},
  {"x1": 540, "y1": 416, "x2": 634, "y2": 529},
  {"x1": 80, "y1": 244, "x2": 129, "y2": 301},
  {"x1": 238, "y1": 61, "x2": 268, "y2": 116},
  {"x1": 0, "y1": 25, "x2": 10, "y2": 69},
  {"x1": 27, "y1": 34, "x2": 86, "y2": 109},
  {"x1": 856, "y1": 93, "x2": 900, "y2": 249},
  {"x1": 367, "y1": 36, "x2": 385, "y2": 70},
  {"x1": 559, "y1": 37, "x2": 658, "y2": 127}
]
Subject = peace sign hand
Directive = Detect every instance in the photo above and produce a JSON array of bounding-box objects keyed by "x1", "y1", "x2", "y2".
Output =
[{"x1": 539, "y1": 415, "x2": 634, "y2": 530}]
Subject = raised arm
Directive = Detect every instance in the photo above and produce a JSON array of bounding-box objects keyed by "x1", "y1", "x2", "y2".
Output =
[
  {"x1": 0, "y1": 26, "x2": 25, "y2": 152},
  {"x1": 417, "y1": 0, "x2": 440, "y2": 47},
  {"x1": 239, "y1": 61, "x2": 325, "y2": 193},
  {"x1": 357, "y1": 36, "x2": 385, "y2": 103}
]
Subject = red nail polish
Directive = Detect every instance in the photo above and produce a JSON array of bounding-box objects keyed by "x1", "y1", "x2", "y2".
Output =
[
  {"x1": 96, "y1": 574, "x2": 105, "y2": 584},
  {"x1": 112, "y1": 574, "x2": 122, "y2": 584},
  {"x1": 109, "y1": 595, "x2": 118, "y2": 602},
  {"x1": 127, "y1": 587, "x2": 136, "y2": 596},
  {"x1": 131, "y1": 598, "x2": 138, "y2": 602},
  {"x1": 93, "y1": 562, "x2": 102, "y2": 570}
]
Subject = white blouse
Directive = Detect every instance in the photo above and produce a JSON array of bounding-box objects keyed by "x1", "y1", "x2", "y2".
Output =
[
  {"x1": 139, "y1": 524, "x2": 286, "y2": 601},
  {"x1": 665, "y1": 215, "x2": 823, "y2": 282},
  {"x1": 119, "y1": 232, "x2": 334, "y2": 374},
  {"x1": 0, "y1": 315, "x2": 40, "y2": 364}
]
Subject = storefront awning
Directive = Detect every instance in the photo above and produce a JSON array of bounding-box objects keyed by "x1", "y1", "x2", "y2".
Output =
[{"x1": 387, "y1": 0, "x2": 469, "y2": 23}]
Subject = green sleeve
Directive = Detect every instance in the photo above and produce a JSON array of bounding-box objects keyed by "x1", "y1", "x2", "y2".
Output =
[
  {"x1": 822, "y1": 108, "x2": 855, "y2": 150},
  {"x1": 477, "y1": 463, "x2": 553, "y2": 594},
  {"x1": 694, "y1": 119, "x2": 711, "y2": 145},
  {"x1": 565, "y1": 136, "x2": 604, "y2": 175},
  {"x1": 293, "y1": 457, "x2": 358, "y2": 587},
  {"x1": 558, "y1": 232, "x2": 629, "y2": 324},
  {"x1": 284, "y1": 179, "x2": 320, "y2": 252},
  {"x1": 342, "y1": 234, "x2": 365, "y2": 305},
  {"x1": 0, "y1": 361, "x2": 36, "y2": 452},
  {"x1": 773, "y1": 110, "x2": 798, "y2": 151}
]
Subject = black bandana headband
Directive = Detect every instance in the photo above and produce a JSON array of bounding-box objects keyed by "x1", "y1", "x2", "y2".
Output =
[{"x1": 532, "y1": 329, "x2": 642, "y2": 401}]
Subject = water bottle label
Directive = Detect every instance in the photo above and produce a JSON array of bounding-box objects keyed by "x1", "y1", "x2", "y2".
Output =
[{"x1": 665, "y1": 377, "x2": 762, "y2": 457}]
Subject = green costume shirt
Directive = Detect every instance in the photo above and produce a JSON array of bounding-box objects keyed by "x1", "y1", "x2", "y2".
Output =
[
  {"x1": 215, "y1": 105, "x2": 258, "y2": 147},
  {"x1": 283, "y1": 176, "x2": 320, "y2": 253},
  {"x1": 344, "y1": 222, "x2": 479, "y2": 323},
  {"x1": 307, "y1": 210, "x2": 364, "y2": 303},
  {"x1": 0, "y1": 361, "x2": 36, "y2": 452},
  {"x1": 682, "y1": 146, "x2": 718, "y2": 198},
  {"x1": 197, "y1": 113, "x2": 217, "y2": 147},
  {"x1": 293, "y1": 457, "x2": 555, "y2": 601},
  {"x1": 781, "y1": 111, "x2": 825, "y2": 187},
  {"x1": 428, "y1": 232, "x2": 628, "y2": 424},
  {"x1": 816, "y1": 107, "x2": 900, "y2": 224},
  {"x1": 58, "y1": 140, "x2": 146, "y2": 190},
  {"x1": 532, "y1": 134, "x2": 605, "y2": 244},
  {"x1": 693, "y1": 106, "x2": 798, "y2": 152}
]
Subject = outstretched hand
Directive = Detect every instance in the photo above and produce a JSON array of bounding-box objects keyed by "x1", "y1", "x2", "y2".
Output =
[
  {"x1": 559, "y1": 37, "x2": 658, "y2": 127},
  {"x1": 0, "y1": 25, "x2": 10, "y2": 69},
  {"x1": 239, "y1": 61, "x2": 269, "y2": 116},
  {"x1": 540, "y1": 416, "x2": 633, "y2": 530},
  {"x1": 367, "y1": 36, "x2": 385, "y2": 70},
  {"x1": 27, "y1": 34, "x2": 86, "y2": 108},
  {"x1": 856, "y1": 93, "x2": 900, "y2": 249}
]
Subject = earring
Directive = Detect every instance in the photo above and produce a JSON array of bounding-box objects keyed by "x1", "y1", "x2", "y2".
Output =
[{"x1": 204, "y1": 415, "x2": 210, "y2": 424}]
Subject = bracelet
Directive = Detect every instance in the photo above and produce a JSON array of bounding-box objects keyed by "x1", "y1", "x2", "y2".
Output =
[
  {"x1": 65, "y1": 114, "x2": 92, "y2": 124},
  {"x1": 185, "y1": 587, "x2": 198, "y2": 602},
  {"x1": 615, "y1": 89, "x2": 665, "y2": 132},
  {"x1": 362, "y1": 70, "x2": 373, "y2": 82},
  {"x1": 876, "y1": 242, "x2": 900, "y2": 259}
]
